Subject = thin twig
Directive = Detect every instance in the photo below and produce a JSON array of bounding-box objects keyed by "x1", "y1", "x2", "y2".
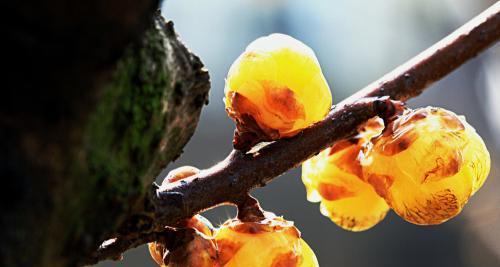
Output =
[
  {"x1": 87, "y1": 3, "x2": 500, "y2": 265},
  {"x1": 236, "y1": 195, "x2": 267, "y2": 222},
  {"x1": 82, "y1": 230, "x2": 177, "y2": 266}
]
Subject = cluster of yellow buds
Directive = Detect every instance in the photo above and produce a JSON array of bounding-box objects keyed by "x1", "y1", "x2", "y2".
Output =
[
  {"x1": 147, "y1": 33, "x2": 492, "y2": 267},
  {"x1": 150, "y1": 167, "x2": 318, "y2": 267},
  {"x1": 302, "y1": 107, "x2": 490, "y2": 230}
]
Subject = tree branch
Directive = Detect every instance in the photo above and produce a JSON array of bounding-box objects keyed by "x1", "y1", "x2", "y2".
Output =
[
  {"x1": 83, "y1": 230, "x2": 178, "y2": 266},
  {"x1": 153, "y1": 96, "x2": 404, "y2": 224},
  {"x1": 90, "y1": 3, "x2": 500, "y2": 264},
  {"x1": 153, "y1": 0, "x2": 500, "y2": 229}
]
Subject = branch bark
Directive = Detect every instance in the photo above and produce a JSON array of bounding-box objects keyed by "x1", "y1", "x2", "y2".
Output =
[
  {"x1": 153, "y1": 96, "x2": 403, "y2": 222},
  {"x1": 84, "y1": 230, "x2": 178, "y2": 265}
]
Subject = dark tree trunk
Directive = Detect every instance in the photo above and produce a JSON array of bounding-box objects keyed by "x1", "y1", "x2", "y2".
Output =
[{"x1": 1, "y1": 1, "x2": 210, "y2": 266}]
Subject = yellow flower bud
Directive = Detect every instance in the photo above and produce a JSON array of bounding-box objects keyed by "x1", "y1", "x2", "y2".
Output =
[
  {"x1": 363, "y1": 107, "x2": 490, "y2": 225},
  {"x1": 302, "y1": 118, "x2": 389, "y2": 231},
  {"x1": 214, "y1": 213, "x2": 318, "y2": 267},
  {"x1": 225, "y1": 33, "x2": 332, "y2": 144}
]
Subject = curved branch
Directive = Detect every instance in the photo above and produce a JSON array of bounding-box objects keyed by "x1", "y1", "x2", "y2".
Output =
[
  {"x1": 153, "y1": 0, "x2": 500, "y2": 228},
  {"x1": 153, "y1": 96, "x2": 404, "y2": 225},
  {"x1": 90, "y1": 3, "x2": 500, "y2": 264}
]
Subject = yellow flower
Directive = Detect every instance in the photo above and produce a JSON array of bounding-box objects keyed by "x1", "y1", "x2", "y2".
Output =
[
  {"x1": 214, "y1": 213, "x2": 319, "y2": 267},
  {"x1": 363, "y1": 107, "x2": 490, "y2": 225},
  {"x1": 225, "y1": 33, "x2": 331, "y2": 144},
  {"x1": 302, "y1": 118, "x2": 389, "y2": 231}
]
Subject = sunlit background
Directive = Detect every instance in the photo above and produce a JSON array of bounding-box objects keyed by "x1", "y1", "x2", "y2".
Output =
[{"x1": 99, "y1": 0, "x2": 500, "y2": 266}]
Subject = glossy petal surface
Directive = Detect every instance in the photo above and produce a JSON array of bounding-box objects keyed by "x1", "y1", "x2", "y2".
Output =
[
  {"x1": 214, "y1": 214, "x2": 319, "y2": 267},
  {"x1": 225, "y1": 33, "x2": 331, "y2": 139},
  {"x1": 302, "y1": 118, "x2": 389, "y2": 231},
  {"x1": 363, "y1": 107, "x2": 490, "y2": 225}
]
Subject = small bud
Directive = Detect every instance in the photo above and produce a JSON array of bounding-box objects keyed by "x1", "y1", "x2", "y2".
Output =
[
  {"x1": 161, "y1": 166, "x2": 200, "y2": 188},
  {"x1": 148, "y1": 214, "x2": 216, "y2": 267},
  {"x1": 302, "y1": 117, "x2": 389, "y2": 231},
  {"x1": 224, "y1": 33, "x2": 332, "y2": 149}
]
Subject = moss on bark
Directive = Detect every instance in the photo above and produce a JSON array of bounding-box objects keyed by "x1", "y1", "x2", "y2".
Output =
[{"x1": 1, "y1": 8, "x2": 210, "y2": 267}]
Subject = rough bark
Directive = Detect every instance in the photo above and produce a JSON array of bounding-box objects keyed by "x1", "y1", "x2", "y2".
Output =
[{"x1": 1, "y1": 2, "x2": 210, "y2": 266}]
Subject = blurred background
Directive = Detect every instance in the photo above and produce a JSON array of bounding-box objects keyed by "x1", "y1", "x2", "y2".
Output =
[{"x1": 99, "y1": 0, "x2": 500, "y2": 266}]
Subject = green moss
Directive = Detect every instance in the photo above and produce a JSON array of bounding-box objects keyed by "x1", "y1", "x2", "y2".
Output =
[
  {"x1": 61, "y1": 18, "x2": 209, "y2": 263},
  {"x1": 83, "y1": 21, "x2": 170, "y2": 222}
]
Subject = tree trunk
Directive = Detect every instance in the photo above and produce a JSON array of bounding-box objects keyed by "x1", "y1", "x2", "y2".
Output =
[{"x1": 1, "y1": 2, "x2": 210, "y2": 266}]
